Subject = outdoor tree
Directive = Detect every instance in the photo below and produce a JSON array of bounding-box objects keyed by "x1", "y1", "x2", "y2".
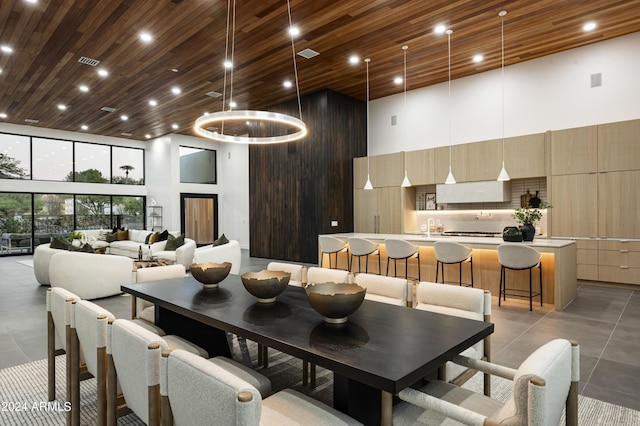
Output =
[
  {"x1": 65, "y1": 168, "x2": 108, "y2": 183},
  {"x1": 119, "y1": 165, "x2": 134, "y2": 184},
  {"x1": 0, "y1": 153, "x2": 27, "y2": 179}
]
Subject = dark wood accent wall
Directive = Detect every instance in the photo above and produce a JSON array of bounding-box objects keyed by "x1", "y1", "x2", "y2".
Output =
[{"x1": 249, "y1": 90, "x2": 366, "y2": 263}]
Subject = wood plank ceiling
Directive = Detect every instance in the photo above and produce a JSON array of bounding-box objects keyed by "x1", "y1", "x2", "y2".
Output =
[{"x1": 1, "y1": 0, "x2": 639, "y2": 140}]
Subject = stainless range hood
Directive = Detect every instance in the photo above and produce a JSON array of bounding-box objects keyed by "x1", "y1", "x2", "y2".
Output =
[{"x1": 436, "y1": 180, "x2": 512, "y2": 203}]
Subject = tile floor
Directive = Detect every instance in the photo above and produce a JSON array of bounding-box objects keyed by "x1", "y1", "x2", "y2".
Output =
[{"x1": 1, "y1": 252, "x2": 638, "y2": 411}]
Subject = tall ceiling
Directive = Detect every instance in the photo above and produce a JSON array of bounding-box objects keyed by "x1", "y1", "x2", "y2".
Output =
[{"x1": 1, "y1": 0, "x2": 639, "y2": 141}]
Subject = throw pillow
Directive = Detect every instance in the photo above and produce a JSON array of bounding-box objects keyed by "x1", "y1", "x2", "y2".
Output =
[
  {"x1": 164, "y1": 234, "x2": 185, "y2": 251},
  {"x1": 105, "y1": 232, "x2": 117, "y2": 243},
  {"x1": 69, "y1": 243, "x2": 94, "y2": 253},
  {"x1": 97, "y1": 231, "x2": 108, "y2": 241},
  {"x1": 116, "y1": 229, "x2": 129, "y2": 241},
  {"x1": 144, "y1": 233, "x2": 151, "y2": 244},
  {"x1": 157, "y1": 229, "x2": 169, "y2": 242},
  {"x1": 50, "y1": 236, "x2": 71, "y2": 250},
  {"x1": 149, "y1": 232, "x2": 160, "y2": 244},
  {"x1": 212, "y1": 234, "x2": 229, "y2": 246}
]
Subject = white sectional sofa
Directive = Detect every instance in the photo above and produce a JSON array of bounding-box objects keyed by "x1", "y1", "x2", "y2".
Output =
[{"x1": 192, "y1": 240, "x2": 242, "y2": 274}]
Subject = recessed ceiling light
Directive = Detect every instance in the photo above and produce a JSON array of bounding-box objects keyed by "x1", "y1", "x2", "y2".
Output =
[
  {"x1": 81, "y1": 125, "x2": 88, "y2": 130},
  {"x1": 434, "y1": 24, "x2": 447, "y2": 34},
  {"x1": 393, "y1": 77, "x2": 403, "y2": 85},
  {"x1": 171, "y1": 68, "x2": 178, "y2": 72},
  {"x1": 289, "y1": 26, "x2": 300, "y2": 36},
  {"x1": 145, "y1": 134, "x2": 151, "y2": 139},
  {"x1": 120, "y1": 115, "x2": 128, "y2": 121},
  {"x1": 0, "y1": 68, "x2": 3, "y2": 74},
  {"x1": 0, "y1": 113, "x2": 7, "y2": 119},
  {"x1": 349, "y1": 55, "x2": 359, "y2": 64},
  {"x1": 283, "y1": 80, "x2": 292, "y2": 88},
  {"x1": 223, "y1": 61, "x2": 233, "y2": 69},
  {"x1": 171, "y1": 86, "x2": 181, "y2": 95},
  {"x1": 171, "y1": 124, "x2": 179, "y2": 130},
  {"x1": 1, "y1": 45, "x2": 13, "y2": 54},
  {"x1": 149, "y1": 100, "x2": 157, "y2": 106},
  {"x1": 57, "y1": 104, "x2": 67, "y2": 111},
  {"x1": 139, "y1": 32, "x2": 153, "y2": 43},
  {"x1": 79, "y1": 85, "x2": 89, "y2": 92},
  {"x1": 25, "y1": 0, "x2": 38, "y2": 4},
  {"x1": 98, "y1": 69, "x2": 108, "y2": 77},
  {"x1": 583, "y1": 21, "x2": 597, "y2": 32},
  {"x1": 473, "y1": 54, "x2": 484, "y2": 63},
  {"x1": 229, "y1": 101, "x2": 237, "y2": 108}
]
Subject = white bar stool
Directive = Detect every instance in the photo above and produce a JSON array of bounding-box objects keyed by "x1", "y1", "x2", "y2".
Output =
[
  {"x1": 348, "y1": 237, "x2": 380, "y2": 274},
  {"x1": 434, "y1": 241, "x2": 473, "y2": 287},
  {"x1": 318, "y1": 236, "x2": 349, "y2": 270},
  {"x1": 497, "y1": 244, "x2": 542, "y2": 311},
  {"x1": 384, "y1": 238, "x2": 421, "y2": 281}
]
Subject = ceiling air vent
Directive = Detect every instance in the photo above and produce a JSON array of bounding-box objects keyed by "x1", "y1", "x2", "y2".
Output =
[
  {"x1": 120, "y1": 132, "x2": 133, "y2": 137},
  {"x1": 206, "y1": 126, "x2": 219, "y2": 131},
  {"x1": 78, "y1": 56, "x2": 101, "y2": 67},
  {"x1": 206, "y1": 91, "x2": 222, "y2": 98},
  {"x1": 100, "y1": 106, "x2": 116, "y2": 113},
  {"x1": 297, "y1": 48, "x2": 319, "y2": 59},
  {"x1": 24, "y1": 118, "x2": 39, "y2": 123}
]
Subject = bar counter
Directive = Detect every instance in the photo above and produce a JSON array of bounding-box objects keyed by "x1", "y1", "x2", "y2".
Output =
[{"x1": 319, "y1": 233, "x2": 577, "y2": 311}]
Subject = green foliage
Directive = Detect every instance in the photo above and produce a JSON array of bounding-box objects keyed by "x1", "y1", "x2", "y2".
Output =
[
  {"x1": 512, "y1": 201, "x2": 552, "y2": 225},
  {"x1": 503, "y1": 227, "x2": 522, "y2": 235},
  {"x1": 0, "y1": 153, "x2": 27, "y2": 179},
  {"x1": 65, "y1": 168, "x2": 108, "y2": 183},
  {"x1": 67, "y1": 231, "x2": 84, "y2": 241}
]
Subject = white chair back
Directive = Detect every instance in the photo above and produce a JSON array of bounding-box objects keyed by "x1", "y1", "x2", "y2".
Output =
[
  {"x1": 267, "y1": 262, "x2": 304, "y2": 286},
  {"x1": 135, "y1": 264, "x2": 187, "y2": 321},
  {"x1": 73, "y1": 300, "x2": 114, "y2": 376},
  {"x1": 434, "y1": 241, "x2": 472, "y2": 264},
  {"x1": 348, "y1": 237, "x2": 378, "y2": 256},
  {"x1": 355, "y1": 273, "x2": 408, "y2": 306},
  {"x1": 162, "y1": 349, "x2": 263, "y2": 426},
  {"x1": 497, "y1": 243, "x2": 541, "y2": 269},
  {"x1": 318, "y1": 236, "x2": 347, "y2": 254},
  {"x1": 47, "y1": 287, "x2": 79, "y2": 351},
  {"x1": 306, "y1": 266, "x2": 350, "y2": 284},
  {"x1": 384, "y1": 239, "x2": 418, "y2": 259}
]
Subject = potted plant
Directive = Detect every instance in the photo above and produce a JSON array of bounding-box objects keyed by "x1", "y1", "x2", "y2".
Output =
[
  {"x1": 512, "y1": 201, "x2": 552, "y2": 241},
  {"x1": 67, "y1": 231, "x2": 85, "y2": 247},
  {"x1": 502, "y1": 227, "x2": 523, "y2": 242}
]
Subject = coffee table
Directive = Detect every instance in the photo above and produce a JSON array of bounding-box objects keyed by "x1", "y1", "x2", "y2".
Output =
[
  {"x1": 122, "y1": 275, "x2": 493, "y2": 425},
  {"x1": 133, "y1": 258, "x2": 175, "y2": 270}
]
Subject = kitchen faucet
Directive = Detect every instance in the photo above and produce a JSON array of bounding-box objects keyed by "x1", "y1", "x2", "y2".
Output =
[{"x1": 427, "y1": 218, "x2": 435, "y2": 238}]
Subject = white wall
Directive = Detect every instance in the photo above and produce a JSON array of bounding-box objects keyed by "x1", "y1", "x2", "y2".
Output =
[{"x1": 370, "y1": 31, "x2": 640, "y2": 155}]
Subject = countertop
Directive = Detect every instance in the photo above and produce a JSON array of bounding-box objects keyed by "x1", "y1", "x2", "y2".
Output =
[{"x1": 323, "y1": 233, "x2": 576, "y2": 248}]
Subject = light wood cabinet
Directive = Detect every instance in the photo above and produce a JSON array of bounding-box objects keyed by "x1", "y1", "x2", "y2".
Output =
[
  {"x1": 405, "y1": 148, "x2": 435, "y2": 185},
  {"x1": 462, "y1": 139, "x2": 502, "y2": 182},
  {"x1": 576, "y1": 239, "x2": 598, "y2": 280},
  {"x1": 551, "y1": 173, "x2": 598, "y2": 237},
  {"x1": 598, "y1": 170, "x2": 640, "y2": 238},
  {"x1": 504, "y1": 133, "x2": 546, "y2": 179},
  {"x1": 551, "y1": 126, "x2": 597, "y2": 175},
  {"x1": 353, "y1": 153, "x2": 404, "y2": 188},
  {"x1": 353, "y1": 156, "x2": 370, "y2": 190},
  {"x1": 598, "y1": 240, "x2": 640, "y2": 285},
  {"x1": 598, "y1": 119, "x2": 640, "y2": 172},
  {"x1": 354, "y1": 187, "x2": 403, "y2": 233}
]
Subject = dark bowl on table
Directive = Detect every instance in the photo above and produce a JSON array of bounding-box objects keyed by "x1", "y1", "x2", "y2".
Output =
[
  {"x1": 241, "y1": 270, "x2": 290, "y2": 303},
  {"x1": 190, "y1": 262, "x2": 232, "y2": 289},
  {"x1": 305, "y1": 282, "x2": 366, "y2": 324}
]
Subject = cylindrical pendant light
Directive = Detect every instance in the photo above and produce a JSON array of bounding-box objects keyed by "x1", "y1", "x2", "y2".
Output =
[
  {"x1": 364, "y1": 58, "x2": 374, "y2": 190},
  {"x1": 400, "y1": 45, "x2": 412, "y2": 188},
  {"x1": 497, "y1": 10, "x2": 510, "y2": 181},
  {"x1": 445, "y1": 29, "x2": 456, "y2": 185}
]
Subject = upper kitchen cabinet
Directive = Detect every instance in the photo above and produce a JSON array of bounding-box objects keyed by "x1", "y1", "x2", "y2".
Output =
[
  {"x1": 503, "y1": 133, "x2": 547, "y2": 179},
  {"x1": 405, "y1": 148, "x2": 435, "y2": 185},
  {"x1": 434, "y1": 144, "x2": 468, "y2": 183},
  {"x1": 551, "y1": 126, "x2": 597, "y2": 175},
  {"x1": 464, "y1": 139, "x2": 502, "y2": 181},
  {"x1": 353, "y1": 153, "x2": 404, "y2": 188},
  {"x1": 598, "y1": 119, "x2": 640, "y2": 172},
  {"x1": 551, "y1": 173, "x2": 598, "y2": 237},
  {"x1": 598, "y1": 170, "x2": 640, "y2": 239},
  {"x1": 354, "y1": 156, "x2": 370, "y2": 190}
]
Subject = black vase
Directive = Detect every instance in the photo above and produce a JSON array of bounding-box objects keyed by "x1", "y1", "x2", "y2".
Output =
[{"x1": 521, "y1": 224, "x2": 535, "y2": 241}]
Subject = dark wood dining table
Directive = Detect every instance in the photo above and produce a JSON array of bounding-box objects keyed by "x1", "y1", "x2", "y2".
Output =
[{"x1": 121, "y1": 275, "x2": 493, "y2": 426}]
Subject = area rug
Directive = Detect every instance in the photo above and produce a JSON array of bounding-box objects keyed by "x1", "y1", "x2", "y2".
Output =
[
  {"x1": 1, "y1": 343, "x2": 639, "y2": 425},
  {"x1": 16, "y1": 259, "x2": 33, "y2": 268}
]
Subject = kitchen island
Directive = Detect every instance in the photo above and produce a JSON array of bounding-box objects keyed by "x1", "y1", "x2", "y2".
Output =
[{"x1": 319, "y1": 233, "x2": 577, "y2": 311}]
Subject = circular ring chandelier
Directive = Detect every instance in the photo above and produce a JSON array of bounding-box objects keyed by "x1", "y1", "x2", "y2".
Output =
[{"x1": 194, "y1": 110, "x2": 307, "y2": 144}]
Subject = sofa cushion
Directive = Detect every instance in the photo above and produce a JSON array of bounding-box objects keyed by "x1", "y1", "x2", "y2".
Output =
[
  {"x1": 105, "y1": 232, "x2": 117, "y2": 243},
  {"x1": 69, "y1": 243, "x2": 95, "y2": 253},
  {"x1": 157, "y1": 229, "x2": 169, "y2": 242},
  {"x1": 50, "y1": 236, "x2": 72, "y2": 250},
  {"x1": 165, "y1": 234, "x2": 185, "y2": 251},
  {"x1": 212, "y1": 234, "x2": 229, "y2": 246},
  {"x1": 116, "y1": 229, "x2": 129, "y2": 241}
]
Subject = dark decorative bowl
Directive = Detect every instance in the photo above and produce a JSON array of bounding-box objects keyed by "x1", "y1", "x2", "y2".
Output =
[
  {"x1": 305, "y1": 282, "x2": 366, "y2": 324},
  {"x1": 241, "y1": 270, "x2": 290, "y2": 303},
  {"x1": 190, "y1": 262, "x2": 232, "y2": 289}
]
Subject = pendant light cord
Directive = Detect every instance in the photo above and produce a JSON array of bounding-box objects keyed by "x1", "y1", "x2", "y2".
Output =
[
  {"x1": 287, "y1": 0, "x2": 304, "y2": 121},
  {"x1": 447, "y1": 30, "x2": 452, "y2": 168},
  {"x1": 501, "y1": 11, "x2": 505, "y2": 161},
  {"x1": 366, "y1": 58, "x2": 371, "y2": 176}
]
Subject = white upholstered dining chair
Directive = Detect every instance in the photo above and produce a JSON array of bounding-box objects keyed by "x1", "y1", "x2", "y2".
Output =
[
  {"x1": 267, "y1": 261, "x2": 305, "y2": 287},
  {"x1": 132, "y1": 264, "x2": 187, "y2": 323},
  {"x1": 415, "y1": 282, "x2": 492, "y2": 393},
  {"x1": 355, "y1": 272, "x2": 409, "y2": 306},
  {"x1": 160, "y1": 349, "x2": 362, "y2": 425},
  {"x1": 393, "y1": 339, "x2": 579, "y2": 426}
]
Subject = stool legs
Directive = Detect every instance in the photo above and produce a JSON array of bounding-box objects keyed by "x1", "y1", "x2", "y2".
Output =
[
  {"x1": 436, "y1": 259, "x2": 473, "y2": 287},
  {"x1": 499, "y1": 263, "x2": 542, "y2": 311}
]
